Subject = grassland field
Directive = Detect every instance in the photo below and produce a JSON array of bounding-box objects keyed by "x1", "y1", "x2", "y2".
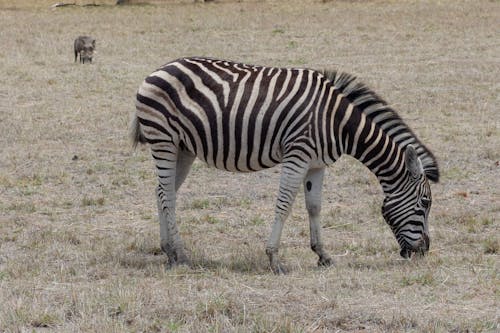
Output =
[{"x1": 0, "y1": 0, "x2": 498, "y2": 332}]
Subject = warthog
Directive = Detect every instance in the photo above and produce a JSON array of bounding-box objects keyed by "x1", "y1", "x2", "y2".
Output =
[{"x1": 74, "y1": 36, "x2": 95, "y2": 64}]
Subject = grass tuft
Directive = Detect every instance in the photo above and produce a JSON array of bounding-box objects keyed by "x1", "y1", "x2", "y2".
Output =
[
  {"x1": 30, "y1": 313, "x2": 59, "y2": 328},
  {"x1": 401, "y1": 271, "x2": 436, "y2": 287},
  {"x1": 81, "y1": 196, "x2": 106, "y2": 206},
  {"x1": 482, "y1": 238, "x2": 498, "y2": 254}
]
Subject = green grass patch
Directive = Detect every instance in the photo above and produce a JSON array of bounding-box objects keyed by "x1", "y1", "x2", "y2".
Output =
[
  {"x1": 202, "y1": 214, "x2": 220, "y2": 224},
  {"x1": 482, "y1": 238, "x2": 498, "y2": 254},
  {"x1": 249, "y1": 215, "x2": 265, "y2": 226},
  {"x1": 190, "y1": 198, "x2": 210, "y2": 209},
  {"x1": 31, "y1": 312, "x2": 59, "y2": 328},
  {"x1": 81, "y1": 196, "x2": 106, "y2": 207},
  {"x1": 5, "y1": 202, "x2": 36, "y2": 213},
  {"x1": 401, "y1": 271, "x2": 436, "y2": 287}
]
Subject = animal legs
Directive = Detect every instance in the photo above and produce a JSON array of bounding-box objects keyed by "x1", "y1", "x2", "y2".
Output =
[
  {"x1": 304, "y1": 168, "x2": 333, "y2": 267},
  {"x1": 175, "y1": 149, "x2": 196, "y2": 191},
  {"x1": 266, "y1": 160, "x2": 308, "y2": 274},
  {"x1": 154, "y1": 143, "x2": 193, "y2": 268}
]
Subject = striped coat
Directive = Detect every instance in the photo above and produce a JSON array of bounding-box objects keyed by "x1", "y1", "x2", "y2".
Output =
[{"x1": 133, "y1": 57, "x2": 439, "y2": 273}]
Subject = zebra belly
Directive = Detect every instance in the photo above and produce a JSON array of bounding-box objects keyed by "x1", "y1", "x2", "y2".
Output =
[{"x1": 180, "y1": 130, "x2": 283, "y2": 173}]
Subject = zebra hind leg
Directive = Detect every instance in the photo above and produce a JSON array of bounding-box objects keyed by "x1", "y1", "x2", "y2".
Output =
[
  {"x1": 175, "y1": 148, "x2": 196, "y2": 192},
  {"x1": 154, "y1": 143, "x2": 191, "y2": 269},
  {"x1": 304, "y1": 168, "x2": 333, "y2": 267},
  {"x1": 266, "y1": 160, "x2": 309, "y2": 274}
]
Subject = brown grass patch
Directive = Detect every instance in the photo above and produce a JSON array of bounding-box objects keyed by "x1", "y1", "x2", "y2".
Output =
[{"x1": 1, "y1": 0, "x2": 498, "y2": 331}]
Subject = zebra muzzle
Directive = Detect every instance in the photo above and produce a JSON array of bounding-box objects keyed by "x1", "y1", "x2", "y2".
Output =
[
  {"x1": 400, "y1": 247, "x2": 412, "y2": 259},
  {"x1": 400, "y1": 234, "x2": 430, "y2": 259}
]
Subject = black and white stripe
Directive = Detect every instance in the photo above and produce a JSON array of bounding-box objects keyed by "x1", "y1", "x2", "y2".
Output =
[{"x1": 133, "y1": 57, "x2": 439, "y2": 273}]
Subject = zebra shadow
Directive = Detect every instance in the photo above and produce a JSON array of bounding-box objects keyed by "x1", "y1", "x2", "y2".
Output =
[
  {"x1": 118, "y1": 246, "x2": 165, "y2": 272},
  {"x1": 118, "y1": 245, "x2": 272, "y2": 274},
  {"x1": 189, "y1": 248, "x2": 271, "y2": 274}
]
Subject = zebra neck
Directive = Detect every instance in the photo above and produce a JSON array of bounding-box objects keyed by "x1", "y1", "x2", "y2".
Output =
[
  {"x1": 327, "y1": 99, "x2": 409, "y2": 195},
  {"x1": 320, "y1": 73, "x2": 438, "y2": 191},
  {"x1": 346, "y1": 131, "x2": 409, "y2": 195}
]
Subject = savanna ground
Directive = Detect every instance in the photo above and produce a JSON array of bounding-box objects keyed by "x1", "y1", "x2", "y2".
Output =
[{"x1": 0, "y1": 0, "x2": 499, "y2": 331}]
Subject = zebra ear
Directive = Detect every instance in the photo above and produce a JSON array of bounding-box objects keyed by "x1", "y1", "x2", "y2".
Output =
[{"x1": 405, "y1": 145, "x2": 423, "y2": 179}]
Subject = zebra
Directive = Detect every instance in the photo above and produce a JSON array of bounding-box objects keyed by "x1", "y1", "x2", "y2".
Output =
[{"x1": 132, "y1": 57, "x2": 439, "y2": 274}]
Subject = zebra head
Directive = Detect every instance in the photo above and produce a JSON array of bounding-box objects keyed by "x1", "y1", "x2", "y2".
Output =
[{"x1": 382, "y1": 145, "x2": 434, "y2": 259}]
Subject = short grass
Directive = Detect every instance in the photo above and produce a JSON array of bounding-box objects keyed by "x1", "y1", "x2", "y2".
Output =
[{"x1": 0, "y1": 0, "x2": 498, "y2": 332}]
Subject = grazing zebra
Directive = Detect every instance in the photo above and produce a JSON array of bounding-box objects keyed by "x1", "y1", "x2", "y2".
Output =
[{"x1": 132, "y1": 57, "x2": 439, "y2": 274}]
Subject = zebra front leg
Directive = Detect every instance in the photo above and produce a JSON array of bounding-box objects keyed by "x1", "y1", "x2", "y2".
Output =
[
  {"x1": 266, "y1": 161, "x2": 308, "y2": 274},
  {"x1": 304, "y1": 168, "x2": 333, "y2": 267},
  {"x1": 154, "y1": 144, "x2": 191, "y2": 269}
]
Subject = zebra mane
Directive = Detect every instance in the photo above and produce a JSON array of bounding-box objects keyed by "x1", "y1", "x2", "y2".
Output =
[{"x1": 322, "y1": 70, "x2": 439, "y2": 182}]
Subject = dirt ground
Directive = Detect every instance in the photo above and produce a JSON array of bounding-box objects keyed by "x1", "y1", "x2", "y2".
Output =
[{"x1": 0, "y1": 0, "x2": 498, "y2": 332}]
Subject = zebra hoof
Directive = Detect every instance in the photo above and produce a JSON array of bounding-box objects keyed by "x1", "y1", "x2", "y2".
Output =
[
  {"x1": 270, "y1": 262, "x2": 288, "y2": 275},
  {"x1": 166, "y1": 253, "x2": 192, "y2": 270},
  {"x1": 317, "y1": 256, "x2": 334, "y2": 267},
  {"x1": 266, "y1": 248, "x2": 288, "y2": 274},
  {"x1": 165, "y1": 259, "x2": 191, "y2": 270}
]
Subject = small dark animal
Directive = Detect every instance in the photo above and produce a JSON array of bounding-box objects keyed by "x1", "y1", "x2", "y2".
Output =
[{"x1": 74, "y1": 36, "x2": 95, "y2": 64}]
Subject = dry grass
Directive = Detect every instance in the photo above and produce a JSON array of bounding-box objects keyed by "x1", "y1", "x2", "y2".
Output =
[{"x1": 0, "y1": 0, "x2": 498, "y2": 332}]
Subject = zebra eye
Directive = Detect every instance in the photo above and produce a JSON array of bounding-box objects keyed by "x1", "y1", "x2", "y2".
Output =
[{"x1": 421, "y1": 197, "x2": 431, "y2": 208}]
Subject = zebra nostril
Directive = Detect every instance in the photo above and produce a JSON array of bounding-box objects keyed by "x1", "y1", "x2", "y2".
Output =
[{"x1": 414, "y1": 234, "x2": 430, "y2": 257}]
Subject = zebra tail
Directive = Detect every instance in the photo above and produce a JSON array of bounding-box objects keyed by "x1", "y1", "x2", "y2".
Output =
[{"x1": 131, "y1": 116, "x2": 147, "y2": 149}]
